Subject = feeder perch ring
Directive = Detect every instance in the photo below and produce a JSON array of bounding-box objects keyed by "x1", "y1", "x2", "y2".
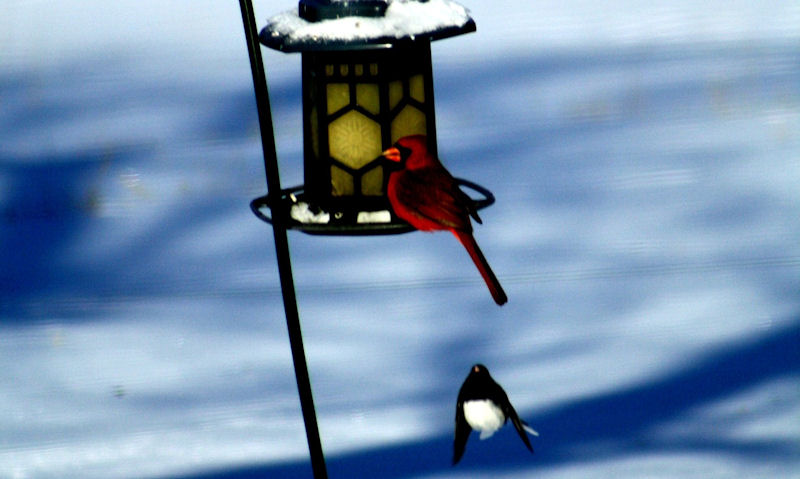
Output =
[{"x1": 250, "y1": 178, "x2": 496, "y2": 236}]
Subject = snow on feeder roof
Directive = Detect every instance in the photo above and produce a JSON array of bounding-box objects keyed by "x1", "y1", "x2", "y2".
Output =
[{"x1": 260, "y1": 0, "x2": 476, "y2": 52}]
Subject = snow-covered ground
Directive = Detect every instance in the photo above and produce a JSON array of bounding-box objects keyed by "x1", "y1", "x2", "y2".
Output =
[{"x1": 1, "y1": 1, "x2": 799, "y2": 478}]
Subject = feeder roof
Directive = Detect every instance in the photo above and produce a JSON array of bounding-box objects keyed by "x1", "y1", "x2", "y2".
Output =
[{"x1": 260, "y1": 0, "x2": 475, "y2": 52}]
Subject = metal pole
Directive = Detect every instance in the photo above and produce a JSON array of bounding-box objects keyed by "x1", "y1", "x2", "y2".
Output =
[{"x1": 238, "y1": 1, "x2": 328, "y2": 478}]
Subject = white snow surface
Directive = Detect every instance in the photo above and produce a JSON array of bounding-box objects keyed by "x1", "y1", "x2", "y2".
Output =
[
  {"x1": 1, "y1": 1, "x2": 799, "y2": 479},
  {"x1": 290, "y1": 201, "x2": 331, "y2": 223}
]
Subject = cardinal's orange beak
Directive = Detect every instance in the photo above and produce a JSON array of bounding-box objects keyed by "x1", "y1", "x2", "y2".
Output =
[{"x1": 382, "y1": 146, "x2": 401, "y2": 162}]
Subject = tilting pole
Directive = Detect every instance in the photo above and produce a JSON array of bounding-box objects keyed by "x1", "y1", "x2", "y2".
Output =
[{"x1": 238, "y1": 1, "x2": 328, "y2": 477}]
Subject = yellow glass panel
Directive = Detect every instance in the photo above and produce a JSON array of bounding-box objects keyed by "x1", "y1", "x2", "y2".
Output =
[
  {"x1": 325, "y1": 65, "x2": 335, "y2": 76},
  {"x1": 361, "y1": 165, "x2": 384, "y2": 196},
  {"x1": 331, "y1": 165, "x2": 354, "y2": 196},
  {"x1": 340, "y1": 64, "x2": 349, "y2": 76},
  {"x1": 327, "y1": 83, "x2": 349, "y2": 114},
  {"x1": 356, "y1": 83, "x2": 380, "y2": 115},
  {"x1": 329, "y1": 110, "x2": 382, "y2": 169},
  {"x1": 369, "y1": 63, "x2": 378, "y2": 75},
  {"x1": 355, "y1": 64, "x2": 364, "y2": 76},
  {"x1": 391, "y1": 105, "x2": 427, "y2": 143},
  {"x1": 409, "y1": 74, "x2": 425, "y2": 103},
  {"x1": 389, "y1": 80, "x2": 403, "y2": 109}
]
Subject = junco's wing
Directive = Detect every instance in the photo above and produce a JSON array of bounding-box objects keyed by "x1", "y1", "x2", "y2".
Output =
[
  {"x1": 503, "y1": 398, "x2": 535, "y2": 453},
  {"x1": 452, "y1": 396, "x2": 472, "y2": 464}
]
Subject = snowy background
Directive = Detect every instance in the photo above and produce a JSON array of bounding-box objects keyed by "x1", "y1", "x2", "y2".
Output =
[{"x1": 1, "y1": 1, "x2": 799, "y2": 478}]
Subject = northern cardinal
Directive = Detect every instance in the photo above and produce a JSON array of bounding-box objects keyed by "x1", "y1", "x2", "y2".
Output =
[
  {"x1": 382, "y1": 135, "x2": 508, "y2": 305},
  {"x1": 452, "y1": 364, "x2": 538, "y2": 465}
]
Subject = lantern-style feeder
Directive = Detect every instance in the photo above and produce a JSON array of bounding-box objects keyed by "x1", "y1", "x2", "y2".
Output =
[{"x1": 252, "y1": 0, "x2": 495, "y2": 235}]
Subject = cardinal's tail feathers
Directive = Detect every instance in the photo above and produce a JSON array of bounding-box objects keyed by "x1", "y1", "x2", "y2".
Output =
[{"x1": 454, "y1": 230, "x2": 508, "y2": 305}]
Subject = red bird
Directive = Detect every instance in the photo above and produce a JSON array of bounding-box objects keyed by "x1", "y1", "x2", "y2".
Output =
[{"x1": 382, "y1": 135, "x2": 507, "y2": 305}]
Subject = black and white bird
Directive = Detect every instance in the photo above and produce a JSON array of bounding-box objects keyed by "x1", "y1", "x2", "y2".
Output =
[{"x1": 452, "y1": 364, "x2": 539, "y2": 465}]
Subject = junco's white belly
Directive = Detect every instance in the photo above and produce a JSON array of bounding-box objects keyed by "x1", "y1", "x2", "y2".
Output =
[{"x1": 463, "y1": 399, "x2": 505, "y2": 439}]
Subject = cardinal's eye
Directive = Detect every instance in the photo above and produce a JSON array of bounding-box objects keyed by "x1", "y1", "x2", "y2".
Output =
[{"x1": 397, "y1": 145, "x2": 412, "y2": 160}]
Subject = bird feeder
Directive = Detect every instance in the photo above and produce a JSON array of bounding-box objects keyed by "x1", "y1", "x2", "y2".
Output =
[{"x1": 251, "y1": 0, "x2": 495, "y2": 235}]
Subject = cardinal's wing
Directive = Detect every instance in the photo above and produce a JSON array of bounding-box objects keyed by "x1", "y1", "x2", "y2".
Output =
[{"x1": 393, "y1": 168, "x2": 474, "y2": 232}]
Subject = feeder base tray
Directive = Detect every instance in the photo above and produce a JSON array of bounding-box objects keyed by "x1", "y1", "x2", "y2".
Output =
[{"x1": 251, "y1": 179, "x2": 495, "y2": 236}]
